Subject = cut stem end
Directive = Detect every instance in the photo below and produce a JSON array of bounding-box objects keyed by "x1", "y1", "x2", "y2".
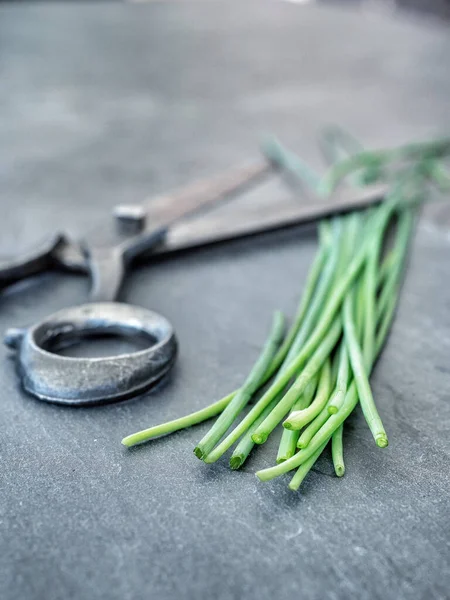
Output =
[
  {"x1": 229, "y1": 456, "x2": 243, "y2": 470},
  {"x1": 193, "y1": 447, "x2": 204, "y2": 460},
  {"x1": 335, "y1": 464, "x2": 345, "y2": 477},
  {"x1": 251, "y1": 432, "x2": 268, "y2": 445},
  {"x1": 282, "y1": 421, "x2": 295, "y2": 430},
  {"x1": 375, "y1": 434, "x2": 389, "y2": 448}
]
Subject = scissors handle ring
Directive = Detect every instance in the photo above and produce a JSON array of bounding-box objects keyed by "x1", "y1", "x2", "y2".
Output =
[{"x1": 5, "y1": 303, "x2": 177, "y2": 406}]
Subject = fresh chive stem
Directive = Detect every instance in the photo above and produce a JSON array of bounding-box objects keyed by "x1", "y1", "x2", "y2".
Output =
[
  {"x1": 343, "y1": 292, "x2": 388, "y2": 448},
  {"x1": 205, "y1": 306, "x2": 343, "y2": 463},
  {"x1": 121, "y1": 392, "x2": 235, "y2": 447},
  {"x1": 261, "y1": 136, "x2": 322, "y2": 193},
  {"x1": 319, "y1": 137, "x2": 450, "y2": 195},
  {"x1": 331, "y1": 424, "x2": 345, "y2": 477},
  {"x1": 257, "y1": 220, "x2": 412, "y2": 483},
  {"x1": 276, "y1": 427, "x2": 300, "y2": 465},
  {"x1": 375, "y1": 292, "x2": 398, "y2": 355},
  {"x1": 362, "y1": 252, "x2": 377, "y2": 370},
  {"x1": 274, "y1": 223, "x2": 341, "y2": 376},
  {"x1": 327, "y1": 343, "x2": 349, "y2": 415},
  {"x1": 376, "y1": 267, "x2": 398, "y2": 324},
  {"x1": 427, "y1": 160, "x2": 450, "y2": 192},
  {"x1": 297, "y1": 402, "x2": 332, "y2": 448},
  {"x1": 283, "y1": 358, "x2": 332, "y2": 430},
  {"x1": 320, "y1": 126, "x2": 364, "y2": 168},
  {"x1": 377, "y1": 251, "x2": 396, "y2": 290},
  {"x1": 276, "y1": 375, "x2": 319, "y2": 463},
  {"x1": 123, "y1": 240, "x2": 327, "y2": 452},
  {"x1": 245, "y1": 169, "x2": 397, "y2": 455},
  {"x1": 229, "y1": 395, "x2": 280, "y2": 470},
  {"x1": 194, "y1": 311, "x2": 285, "y2": 459},
  {"x1": 123, "y1": 132, "x2": 433, "y2": 494},
  {"x1": 265, "y1": 243, "x2": 329, "y2": 380},
  {"x1": 256, "y1": 381, "x2": 359, "y2": 482},
  {"x1": 256, "y1": 201, "x2": 415, "y2": 482},
  {"x1": 326, "y1": 210, "x2": 361, "y2": 415},
  {"x1": 251, "y1": 319, "x2": 341, "y2": 444},
  {"x1": 288, "y1": 442, "x2": 329, "y2": 491},
  {"x1": 376, "y1": 210, "x2": 414, "y2": 322}
]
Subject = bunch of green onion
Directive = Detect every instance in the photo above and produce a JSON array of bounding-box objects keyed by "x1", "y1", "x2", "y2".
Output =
[{"x1": 122, "y1": 129, "x2": 450, "y2": 492}]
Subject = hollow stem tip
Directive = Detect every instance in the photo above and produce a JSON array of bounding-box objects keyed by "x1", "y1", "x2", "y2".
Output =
[
  {"x1": 376, "y1": 434, "x2": 389, "y2": 448},
  {"x1": 194, "y1": 447, "x2": 204, "y2": 459},
  {"x1": 229, "y1": 455, "x2": 244, "y2": 470},
  {"x1": 251, "y1": 432, "x2": 268, "y2": 445},
  {"x1": 334, "y1": 464, "x2": 345, "y2": 477}
]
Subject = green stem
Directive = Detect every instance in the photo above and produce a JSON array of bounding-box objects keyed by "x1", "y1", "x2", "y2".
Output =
[
  {"x1": 331, "y1": 424, "x2": 345, "y2": 477},
  {"x1": 121, "y1": 392, "x2": 235, "y2": 447},
  {"x1": 319, "y1": 137, "x2": 450, "y2": 195},
  {"x1": 265, "y1": 243, "x2": 329, "y2": 380},
  {"x1": 320, "y1": 125, "x2": 364, "y2": 167},
  {"x1": 360, "y1": 205, "x2": 387, "y2": 368},
  {"x1": 320, "y1": 125, "x2": 382, "y2": 187},
  {"x1": 229, "y1": 395, "x2": 280, "y2": 470},
  {"x1": 288, "y1": 442, "x2": 328, "y2": 491},
  {"x1": 327, "y1": 342, "x2": 349, "y2": 414},
  {"x1": 224, "y1": 195, "x2": 398, "y2": 462},
  {"x1": 375, "y1": 292, "x2": 398, "y2": 355},
  {"x1": 376, "y1": 209, "x2": 414, "y2": 322},
  {"x1": 275, "y1": 221, "x2": 341, "y2": 376},
  {"x1": 377, "y1": 251, "x2": 396, "y2": 290},
  {"x1": 256, "y1": 381, "x2": 359, "y2": 482},
  {"x1": 427, "y1": 160, "x2": 450, "y2": 192},
  {"x1": 241, "y1": 204, "x2": 395, "y2": 451},
  {"x1": 276, "y1": 429, "x2": 300, "y2": 466},
  {"x1": 122, "y1": 239, "x2": 328, "y2": 451},
  {"x1": 343, "y1": 291, "x2": 388, "y2": 448},
  {"x1": 375, "y1": 207, "x2": 415, "y2": 352},
  {"x1": 283, "y1": 358, "x2": 332, "y2": 430},
  {"x1": 362, "y1": 252, "x2": 377, "y2": 369},
  {"x1": 276, "y1": 375, "x2": 318, "y2": 463},
  {"x1": 267, "y1": 222, "x2": 341, "y2": 467},
  {"x1": 261, "y1": 136, "x2": 322, "y2": 193},
  {"x1": 204, "y1": 283, "x2": 346, "y2": 464},
  {"x1": 251, "y1": 318, "x2": 341, "y2": 444},
  {"x1": 325, "y1": 208, "x2": 362, "y2": 416},
  {"x1": 376, "y1": 267, "x2": 398, "y2": 324},
  {"x1": 257, "y1": 203, "x2": 414, "y2": 481},
  {"x1": 265, "y1": 225, "x2": 341, "y2": 466},
  {"x1": 270, "y1": 226, "x2": 341, "y2": 466},
  {"x1": 256, "y1": 156, "x2": 423, "y2": 484},
  {"x1": 297, "y1": 402, "x2": 331, "y2": 449},
  {"x1": 194, "y1": 311, "x2": 285, "y2": 459}
]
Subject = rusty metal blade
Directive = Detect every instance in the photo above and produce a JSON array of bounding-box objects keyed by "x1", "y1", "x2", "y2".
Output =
[
  {"x1": 145, "y1": 182, "x2": 388, "y2": 257},
  {"x1": 114, "y1": 161, "x2": 272, "y2": 234}
]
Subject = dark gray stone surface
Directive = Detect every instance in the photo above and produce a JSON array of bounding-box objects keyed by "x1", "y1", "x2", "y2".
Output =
[{"x1": 1, "y1": 3, "x2": 449, "y2": 599}]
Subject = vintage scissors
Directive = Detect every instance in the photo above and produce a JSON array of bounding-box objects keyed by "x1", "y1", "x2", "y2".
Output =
[
  {"x1": 1, "y1": 155, "x2": 385, "y2": 407},
  {"x1": 1, "y1": 162, "x2": 271, "y2": 406}
]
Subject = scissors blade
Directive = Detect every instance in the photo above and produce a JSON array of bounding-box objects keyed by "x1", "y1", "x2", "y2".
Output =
[
  {"x1": 114, "y1": 161, "x2": 272, "y2": 235},
  {"x1": 145, "y1": 182, "x2": 388, "y2": 257}
]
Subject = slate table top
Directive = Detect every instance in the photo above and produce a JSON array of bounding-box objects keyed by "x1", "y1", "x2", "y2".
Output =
[{"x1": 1, "y1": 2, "x2": 449, "y2": 600}]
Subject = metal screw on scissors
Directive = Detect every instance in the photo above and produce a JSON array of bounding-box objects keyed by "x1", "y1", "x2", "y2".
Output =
[{"x1": 1, "y1": 162, "x2": 271, "y2": 406}]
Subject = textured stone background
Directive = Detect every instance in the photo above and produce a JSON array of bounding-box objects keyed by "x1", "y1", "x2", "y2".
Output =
[{"x1": 1, "y1": 3, "x2": 449, "y2": 600}]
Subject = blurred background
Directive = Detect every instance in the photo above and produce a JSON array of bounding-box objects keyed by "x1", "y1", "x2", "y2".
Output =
[
  {"x1": 284, "y1": 0, "x2": 450, "y2": 22},
  {"x1": 123, "y1": 0, "x2": 450, "y2": 22},
  {"x1": 1, "y1": 0, "x2": 449, "y2": 21}
]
